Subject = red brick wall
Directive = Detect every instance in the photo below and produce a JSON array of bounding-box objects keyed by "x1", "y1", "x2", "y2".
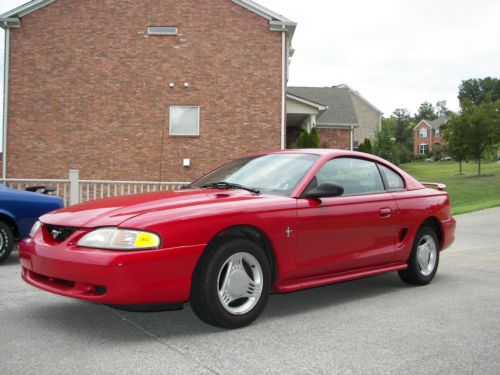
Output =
[
  {"x1": 318, "y1": 128, "x2": 350, "y2": 150},
  {"x1": 6, "y1": 0, "x2": 283, "y2": 181},
  {"x1": 413, "y1": 124, "x2": 446, "y2": 155}
]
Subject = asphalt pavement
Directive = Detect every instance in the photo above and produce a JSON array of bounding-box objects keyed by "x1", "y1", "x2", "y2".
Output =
[{"x1": 1, "y1": 208, "x2": 499, "y2": 374}]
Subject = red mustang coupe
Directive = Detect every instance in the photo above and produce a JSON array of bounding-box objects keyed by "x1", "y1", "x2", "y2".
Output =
[{"x1": 19, "y1": 150, "x2": 455, "y2": 328}]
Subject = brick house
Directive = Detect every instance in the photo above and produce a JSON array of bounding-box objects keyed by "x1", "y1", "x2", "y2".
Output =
[
  {"x1": 286, "y1": 85, "x2": 383, "y2": 149},
  {"x1": 413, "y1": 117, "x2": 448, "y2": 156},
  {"x1": 1, "y1": 0, "x2": 296, "y2": 181}
]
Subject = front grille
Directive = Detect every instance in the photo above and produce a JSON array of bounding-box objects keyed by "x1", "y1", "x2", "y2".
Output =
[{"x1": 44, "y1": 225, "x2": 78, "y2": 242}]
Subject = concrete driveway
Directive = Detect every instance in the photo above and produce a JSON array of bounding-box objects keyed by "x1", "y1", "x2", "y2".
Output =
[{"x1": 1, "y1": 208, "x2": 499, "y2": 374}]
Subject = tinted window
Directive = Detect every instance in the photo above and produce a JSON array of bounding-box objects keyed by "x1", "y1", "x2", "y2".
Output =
[
  {"x1": 379, "y1": 164, "x2": 405, "y2": 190},
  {"x1": 315, "y1": 158, "x2": 385, "y2": 195}
]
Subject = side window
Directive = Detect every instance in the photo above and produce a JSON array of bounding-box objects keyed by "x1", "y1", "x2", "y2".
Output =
[
  {"x1": 315, "y1": 158, "x2": 385, "y2": 195},
  {"x1": 379, "y1": 164, "x2": 405, "y2": 190}
]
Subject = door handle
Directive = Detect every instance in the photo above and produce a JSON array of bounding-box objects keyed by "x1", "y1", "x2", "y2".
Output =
[{"x1": 379, "y1": 208, "x2": 393, "y2": 218}]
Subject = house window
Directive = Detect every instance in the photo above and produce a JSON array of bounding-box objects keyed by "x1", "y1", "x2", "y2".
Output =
[
  {"x1": 148, "y1": 26, "x2": 178, "y2": 36},
  {"x1": 419, "y1": 128, "x2": 428, "y2": 138},
  {"x1": 435, "y1": 129, "x2": 440, "y2": 137},
  {"x1": 419, "y1": 144, "x2": 428, "y2": 155},
  {"x1": 169, "y1": 106, "x2": 200, "y2": 136}
]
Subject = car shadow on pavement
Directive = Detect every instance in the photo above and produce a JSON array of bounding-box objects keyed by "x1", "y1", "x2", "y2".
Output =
[{"x1": 20, "y1": 271, "x2": 436, "y2": 340}]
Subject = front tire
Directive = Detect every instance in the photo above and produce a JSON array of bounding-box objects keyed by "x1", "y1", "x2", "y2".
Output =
[
  {"x1": 398, "y1": 227, "x2": 439, "y2": 285},
  {"x1": 0, "y1": 221, "x2": 14, "y2": 264},
  {"x1": 190, "y1": 238, "x2": 271, "y2": 329}
]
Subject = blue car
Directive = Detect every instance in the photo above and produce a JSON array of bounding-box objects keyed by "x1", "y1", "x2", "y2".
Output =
[{"x1": 0, "y1": 185, "x2": 64, "y2": 263}]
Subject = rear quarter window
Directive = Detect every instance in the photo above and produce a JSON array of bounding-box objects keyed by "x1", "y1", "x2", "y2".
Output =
[{"x1": 379, "y1": 164, "x2": 405, "y2": 190}]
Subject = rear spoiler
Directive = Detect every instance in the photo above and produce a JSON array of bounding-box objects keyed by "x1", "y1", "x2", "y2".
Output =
[{"x1": 421, "y1": 182, "x2": 447, "y2": 191}]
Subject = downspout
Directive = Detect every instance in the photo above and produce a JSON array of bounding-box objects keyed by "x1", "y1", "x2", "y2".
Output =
[
  {"x1": 2, "y1": 27, "x2": 10, "y2": 179},
  {"x1": 350, "y1": 125, "x2": 354, "y2": 151},
  {"x1": 280, "y1": 30, "x2": 286, "y2": 150}
]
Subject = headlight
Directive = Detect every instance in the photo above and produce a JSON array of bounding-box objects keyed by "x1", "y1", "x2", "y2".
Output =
[
  {"x1": 77, "y1": 227, "x2": 161, "y2": 250},
  {"x1": 29, "y1": 221, "x2": 42, "y2": 238}
]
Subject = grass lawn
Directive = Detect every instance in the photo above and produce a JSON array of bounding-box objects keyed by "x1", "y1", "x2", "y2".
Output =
[{"x1": 400, "y1": 161, "x2": 500, "y2": 215}]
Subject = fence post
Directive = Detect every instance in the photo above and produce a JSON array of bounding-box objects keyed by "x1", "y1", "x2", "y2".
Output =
[{"x1": 69, "y1": 170, "x2": 80, "y2": 205}]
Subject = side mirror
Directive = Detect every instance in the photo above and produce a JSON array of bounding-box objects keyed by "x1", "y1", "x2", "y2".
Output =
[{"x1": 302, "y1": 183, "x2": 344, "y2": 199}]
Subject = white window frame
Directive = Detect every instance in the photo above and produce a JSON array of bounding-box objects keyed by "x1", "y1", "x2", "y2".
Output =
[
  {"x1": 435, "y1": 129, "x2": 440, "y2": 137},
  {"x1": 419, "y1": 128, "x2": 428, "y2": 138},
  {"x1": 148, "y1": 26, "x2": 178, "y2": 36},
  {"x1": 169, "y1": 106, "x2": 200, "y2": 136},
  {"x1": 419, "y1": 144, "x2": 428, "y2": 155}
]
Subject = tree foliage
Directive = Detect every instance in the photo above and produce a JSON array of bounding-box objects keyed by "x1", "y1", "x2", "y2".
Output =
[
  {"x1": 442, "y1": 114, "x2": 469, "y2": 174},
  {"x1": 460, "y1": 100, "x2": 500, "y2": 175},
  {"x1": 414, "y1": 101, "x2": 438, "y2": 123},
  {"x1": 458, "y1": 77, "x2": 500, "y2": 106},
  {"x1": 357, "y1": 138, "x2": 372, "y2": 154},
  {"x1": 294, "y1": 127, "x2": 320, "y2": 148},
  {"x1": 373, "y1": 125, "x2": 399, "y2": 164}
]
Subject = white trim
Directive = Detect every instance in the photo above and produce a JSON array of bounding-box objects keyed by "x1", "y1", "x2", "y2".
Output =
[
  {"x1": 418, "y1": 128, "x2": 428, "y2": 138},
  {"x1": 2, "y1": 28, "x2": 10, "y2": 179},
  {"x1": 286, "y1": 93, "x2": 327, "y2": 111},
  {"x1": 280, "y1": 31, "x2": 286, "y2": 150},
  {"x1": 418, "y1": 143, "x2": 428, "y2": 155},
  {"x1": 317, "y1": 122, "x2": 359, "y2": 128},
  {"x1": 231, "y1": 0, "x2": 293, "y2": 23},
  {"x1": 169, "y1": 106, "x2": 200, "y2": 136},
  {"x1": 0, "y1": 0, "x2": 57, "y2": 19},
  {"x1": 350, "y1": 126, "x2": 354, "y2": 151},
  {"x1": 147, "y1": 26, "x2": 178, "y2": 36},
  {"x1": 413, "y1": 120, "x2": 432, "y2": 130}
]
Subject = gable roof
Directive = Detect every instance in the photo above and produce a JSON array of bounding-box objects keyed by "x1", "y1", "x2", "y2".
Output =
[
  {"x1": 286, "y1": 93, "x2": 328, "y2": 111},
  {"x1": 288, "y1": 87, "x2": 359, "y2": 126},
  {"x1": 414, "y1": 117, "x2": 448, "y2": 130},
  {"x1": 1, "y1": 0, "x2": 296, "y2": 37},
  {"x1": 336, "y1": 84, "x2": 383, "y2": 115}
]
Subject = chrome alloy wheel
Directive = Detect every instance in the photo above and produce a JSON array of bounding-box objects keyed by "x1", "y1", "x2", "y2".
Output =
[
  {"x1": 416, "y1": 234, "x2": 437, "y2": 276},
  {"x1": 217, "y1": 252, "x2": 264, "y2": 315}
]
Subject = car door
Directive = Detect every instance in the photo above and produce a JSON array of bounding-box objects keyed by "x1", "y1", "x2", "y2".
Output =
[{"x1": 295, "y1": 157, "x2": 400, "y2": 278}]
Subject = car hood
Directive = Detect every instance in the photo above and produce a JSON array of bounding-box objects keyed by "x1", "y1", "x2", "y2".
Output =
[{"x1": 40, "y1": 189, "x2": 264, "y2": 228}]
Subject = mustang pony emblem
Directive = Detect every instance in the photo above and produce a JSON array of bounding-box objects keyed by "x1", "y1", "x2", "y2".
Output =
[{"x1": 50, "y1": 229, "x2": 62, "y2": 240}]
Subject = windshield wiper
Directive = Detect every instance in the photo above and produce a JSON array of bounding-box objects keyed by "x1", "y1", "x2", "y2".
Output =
[{"x1": 201, "y1": 182, "x2": 260, "y2": 195}]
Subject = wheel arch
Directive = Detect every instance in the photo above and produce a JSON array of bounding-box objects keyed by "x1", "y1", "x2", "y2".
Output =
[
  {"x1": 199, "y1": 225, "x2": 278, "y2": 282},
  {"x1": 0, "y1": 212, "x2": 19, "y2": 239},
  {"x1": 419, "y1": 216, "x2": 442, "y2": 248}
]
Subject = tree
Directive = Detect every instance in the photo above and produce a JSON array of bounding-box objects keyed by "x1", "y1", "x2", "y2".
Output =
[
  {"x1": 392, "y1": 108, "x2": 412, "y2": 145},
  {"x1": 454, "y1": 100, "x2": 500, "y2": 176},
  {"x1": 436, "y1": 100, "x2": 450, "y2": 118},
  {"x1": 442, "y1": 114, "x2": 469, "y2": 174},
  {"x1": 294, "y1": 127, "x2": 320, "y2": 148},
  {"x1": 373, "y1": 125, "x2": 398, "y2": 164},
  {"x1": 414, "y1": 101, "x2": 438, "y2": 123},
  {"x1": 458, "y1": 77, "x2": 500, "y2": 106},
  {"x1": 357, "y1": 138, "x2": 372, "y2": 154}
]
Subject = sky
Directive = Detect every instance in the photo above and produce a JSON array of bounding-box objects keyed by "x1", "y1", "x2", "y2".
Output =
[{"x1": 1, "y1": 0, "x2": 500, "y2": 150}]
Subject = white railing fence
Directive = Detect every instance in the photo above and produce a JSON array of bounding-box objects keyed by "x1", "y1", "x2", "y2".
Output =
[{"x1": 1, "y1": 170, "x2": 189, "y2": 207}]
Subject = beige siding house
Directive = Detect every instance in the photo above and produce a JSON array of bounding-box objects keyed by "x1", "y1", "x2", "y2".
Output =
[{"x1": 286, "y1": 85, "x2": 383, "y2": 150}]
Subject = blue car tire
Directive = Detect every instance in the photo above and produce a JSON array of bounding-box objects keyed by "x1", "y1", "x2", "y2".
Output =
[{"x1": 0, "y1": 221, "x2": 14, "y2": 264}]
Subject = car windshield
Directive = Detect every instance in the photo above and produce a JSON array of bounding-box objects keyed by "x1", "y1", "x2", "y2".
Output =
[{"x1": 190, "y1": 153, "x2": 319, "y2": 196}]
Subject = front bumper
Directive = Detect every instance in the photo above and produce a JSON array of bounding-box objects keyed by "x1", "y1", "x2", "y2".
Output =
[{"x1": 19, "y1": 234, "x2": 206, "y2": 305}]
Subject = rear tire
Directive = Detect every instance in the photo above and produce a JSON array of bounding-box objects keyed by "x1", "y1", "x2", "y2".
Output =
[
  {"x1": 399, "y1": 226, "x2": 439, "y2": 285},
  {"x1": 190, "y1": 238, "x2": 271, "y2": 329},
  {"x1": 0, "y1": 221, "x2": 14, "y2": 264}
]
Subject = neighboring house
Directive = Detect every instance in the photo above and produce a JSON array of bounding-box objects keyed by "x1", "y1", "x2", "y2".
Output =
[
  {"x1": 286, "y1": 85, "x2": 382, "y2": 150},
  {"x1": 413, "y1": 117, "x2": 448, "y2": 156},
  {"x1": 0, "y1": 0, "x2": 296, "y2": 181}
]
